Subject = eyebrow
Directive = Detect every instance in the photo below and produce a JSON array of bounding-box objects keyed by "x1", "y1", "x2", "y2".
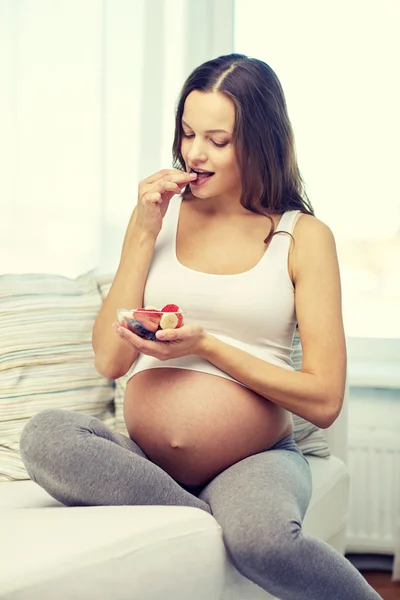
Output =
[{"x1": 181, "y1": 119, "x2": 231, "y2": 135}]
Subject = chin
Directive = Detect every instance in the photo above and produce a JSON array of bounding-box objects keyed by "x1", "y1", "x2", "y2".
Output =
[
  {"x1": 189, "y1": 180, "x2": 221, "y2": 199},
  {"x1": 189, "y1": 186, "x2": 212, "y2": 199}
]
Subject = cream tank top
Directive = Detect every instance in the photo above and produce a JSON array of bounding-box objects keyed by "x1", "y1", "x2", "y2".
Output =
[{"x1": 126, "y1": 195, "x2": 301, "y2": 387}]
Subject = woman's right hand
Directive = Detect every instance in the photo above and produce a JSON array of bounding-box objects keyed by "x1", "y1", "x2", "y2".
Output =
[{"x1": 135, "y1": 169, "x2": 197, "y2": 237}]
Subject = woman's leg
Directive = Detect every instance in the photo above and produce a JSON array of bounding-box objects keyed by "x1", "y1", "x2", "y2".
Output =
[
  {"x1": 198, "y1": 434, "x2": 382, "y2": 600},
  {"x1": 19, "y1": 409, "x2": 211, "y2": 513}
]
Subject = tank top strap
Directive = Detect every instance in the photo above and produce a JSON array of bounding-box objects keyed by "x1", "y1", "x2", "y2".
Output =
[
  {"x1": 276, "y1": 210, "x2": 302, "y2": 234},
  {"x1": 266, "y1": 210, "x2": 302, "y2": 259}
]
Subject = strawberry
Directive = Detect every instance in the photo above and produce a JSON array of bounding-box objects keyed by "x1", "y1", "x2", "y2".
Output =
[
  {"x1": 161, "y1": 303, "x2": 180, "y2": 312},
  {"x1": 142, "y1": 307, "x2": 162, "y2": 324},
  {"x1": 160, "y1": 304, "x2": 184, "y2": 328},
  {"x1": 133, "y1": 309, "x2": 159, "y2": 332}
]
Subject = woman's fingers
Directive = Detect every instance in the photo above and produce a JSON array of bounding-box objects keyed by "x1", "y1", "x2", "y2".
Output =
[
  {"x1": 164, "y1": 180, "x2": 181, "y2": 193},
  {"x1": 135, "y1": 170, "x2": 197, "y2": 237},
  {"x1": 144, "y1": 168, "x2": 188, "y2": 185},
  {"x1": 143, "y1": 169, "x2": 174, "y2": 185},
  {"x1": 152, "y1": 172, "x2": 196, "y2": 194},
  {"x1": 143, "y1": 192, "x2": 162, "y2": 204},
  {"x1": 139, "y1": 170, "x2": 196, "y2": 204},
  {"x1": 115, "y1": 325, "x2": 171, "y2": 359}
]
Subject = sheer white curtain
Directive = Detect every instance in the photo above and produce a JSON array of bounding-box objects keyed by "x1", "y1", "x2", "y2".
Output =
[{"x1": 0, "y1": 0, "x2": 233, "y2": 277}]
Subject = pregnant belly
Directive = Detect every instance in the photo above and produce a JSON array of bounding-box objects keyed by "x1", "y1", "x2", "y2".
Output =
[{"x1": 124, "y1": 368, "x2": 293, "y2": 486}]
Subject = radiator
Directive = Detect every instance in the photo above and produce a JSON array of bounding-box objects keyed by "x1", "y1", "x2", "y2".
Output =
[{"x1": 346, "y1": 430, "x2": 400, "y2": 554}]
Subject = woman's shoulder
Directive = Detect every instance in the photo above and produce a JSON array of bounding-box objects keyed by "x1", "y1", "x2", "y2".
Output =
[
  {"x1": 293, "y1": 212, "x2": 336, "y2": 245},
  {"x1": 290, "y1": 212, "x2": 338, "y2": 273}
]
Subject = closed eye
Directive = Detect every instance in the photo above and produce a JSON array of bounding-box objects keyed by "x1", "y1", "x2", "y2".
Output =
[{"x1": 181, "y1": 132, "x2": 227, "y2": 148}]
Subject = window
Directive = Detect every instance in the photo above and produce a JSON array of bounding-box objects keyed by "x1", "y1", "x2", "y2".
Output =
[
  {"x1": 0, "y1": 0, "x2": 185, "y2": 278},
  {"x1": 234, "y1": 0, "x2": 400, "y2": 341},
  {"x1": 0, "y1": 0, "x2": 110, "y2": 277}
]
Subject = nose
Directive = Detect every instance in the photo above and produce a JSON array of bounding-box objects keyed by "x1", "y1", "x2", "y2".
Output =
[{"x1": 186, "y1": 137, "x2": 208, "y2": 165}]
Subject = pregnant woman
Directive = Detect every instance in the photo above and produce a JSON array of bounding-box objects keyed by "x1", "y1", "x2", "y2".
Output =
[{"x1": 20, "y1": 54, "x2": 382, "y2": 599}]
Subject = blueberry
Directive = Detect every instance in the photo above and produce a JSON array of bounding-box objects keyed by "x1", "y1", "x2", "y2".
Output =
[
  {"x1": 142, "y1": 329, "x2": 157, "y2": 341},
  {"x1": 127, "y1": 319, "x2": 157, "y2": 341}
]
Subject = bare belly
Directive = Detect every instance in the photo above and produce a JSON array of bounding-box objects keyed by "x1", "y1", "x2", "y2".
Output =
[{"x1": 124, "y1": 368, "x2": 293, "y2": 486}]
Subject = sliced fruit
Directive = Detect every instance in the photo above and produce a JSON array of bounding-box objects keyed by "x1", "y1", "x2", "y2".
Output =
[
  {"x1": 127, "y1": 320, "x2": 157, "y2": 341},
  {"x1": 160, "y1": 313, "x2": 179, "y2": 330},
  {"x1": 175, "y1": 312, "x2": 184, "y2": 328},
  {"x1": 161, "y1": 303, "x2": 180, "y2": 312},
  {"x1": 133, "y1": 310, "x2": 159, "y2": 332},
  {"x1": 141, "y1": 308, "x2": 162, "y2": 326}
]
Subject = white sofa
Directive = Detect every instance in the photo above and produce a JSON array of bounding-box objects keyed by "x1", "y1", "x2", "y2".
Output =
[{"x1": 0, "y1": 272, "x2": 350, "y2": 600}]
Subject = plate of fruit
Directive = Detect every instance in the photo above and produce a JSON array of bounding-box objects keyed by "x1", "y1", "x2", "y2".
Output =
[{"x1": 117, "y1": 304, "x2": 184, "y2": 341}]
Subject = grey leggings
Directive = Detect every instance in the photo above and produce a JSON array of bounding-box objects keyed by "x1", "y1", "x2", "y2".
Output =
[{"x1": 20, "y1": 410, "x2": 382, "y2": 600}]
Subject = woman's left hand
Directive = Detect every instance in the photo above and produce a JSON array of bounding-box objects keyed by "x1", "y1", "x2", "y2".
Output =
[{"x1": 113, "y1": 322, "x2": 209, "y2": 360}]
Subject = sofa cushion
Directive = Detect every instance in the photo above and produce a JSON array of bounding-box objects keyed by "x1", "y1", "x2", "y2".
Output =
[
  {"x1": 96, "y1": 275, "x2": 330, "y2": 457},
  {"x1": 0, "y1": 271, "x2": 115, "y2": 481},
  {"x1": 0, "y1": 495, "x2": 224, "y2": 600},
  {"x1": 0, "y1": 453, "x2": 349, "y2": 600}
]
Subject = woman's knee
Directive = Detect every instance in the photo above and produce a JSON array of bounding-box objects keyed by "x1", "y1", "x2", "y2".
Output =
[
  {"x1": 21, "y1": 409, "x2": 62, "y2": 450},
  {"x1": 20, "y1": 409, "x2": 85, "y2": 473},
  {"x1": 225, "y1": 518, "x2": 303, "y2": 583}
]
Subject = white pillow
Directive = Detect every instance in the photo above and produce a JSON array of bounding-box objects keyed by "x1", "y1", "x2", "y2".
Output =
[{"x1": 96, "y1": 276, "x2": 130, "y2": 437}]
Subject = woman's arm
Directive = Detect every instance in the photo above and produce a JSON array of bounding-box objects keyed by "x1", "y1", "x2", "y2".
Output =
[
  {"x1": 93, "y1": 169, "x2": 196, "y2": 379},
  {"x1": 199, "y1": 215, "x2": 347, "y2": 429},
  {"x1": 92, "y1": 211, "x2": 157, "y2": 380}
]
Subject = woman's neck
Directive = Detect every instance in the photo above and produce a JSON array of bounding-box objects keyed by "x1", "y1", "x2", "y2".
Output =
[{"x1": 183, "y1": 191, "x2": 251, "y2": 217}]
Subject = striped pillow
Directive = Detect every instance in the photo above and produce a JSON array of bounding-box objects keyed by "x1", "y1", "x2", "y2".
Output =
[
  {"x1": 0, "y1": 271, "x2": 116, "y2": 481},
  {"x1": 96, "y1": 275, "x2": 331, "y2": 457},
  {"x1": 96, "y1": 276, "x2": 130, "y2": 437}
]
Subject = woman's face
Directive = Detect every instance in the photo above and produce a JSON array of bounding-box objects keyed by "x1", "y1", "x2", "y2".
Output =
[{"x1": 180, "y1": 91, "x2": 241, "y2": 203}]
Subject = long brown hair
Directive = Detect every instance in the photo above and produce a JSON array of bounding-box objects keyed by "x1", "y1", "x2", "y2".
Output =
[{"x1": 172, "y1": 54, "x2": 314, "y2": 244}]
